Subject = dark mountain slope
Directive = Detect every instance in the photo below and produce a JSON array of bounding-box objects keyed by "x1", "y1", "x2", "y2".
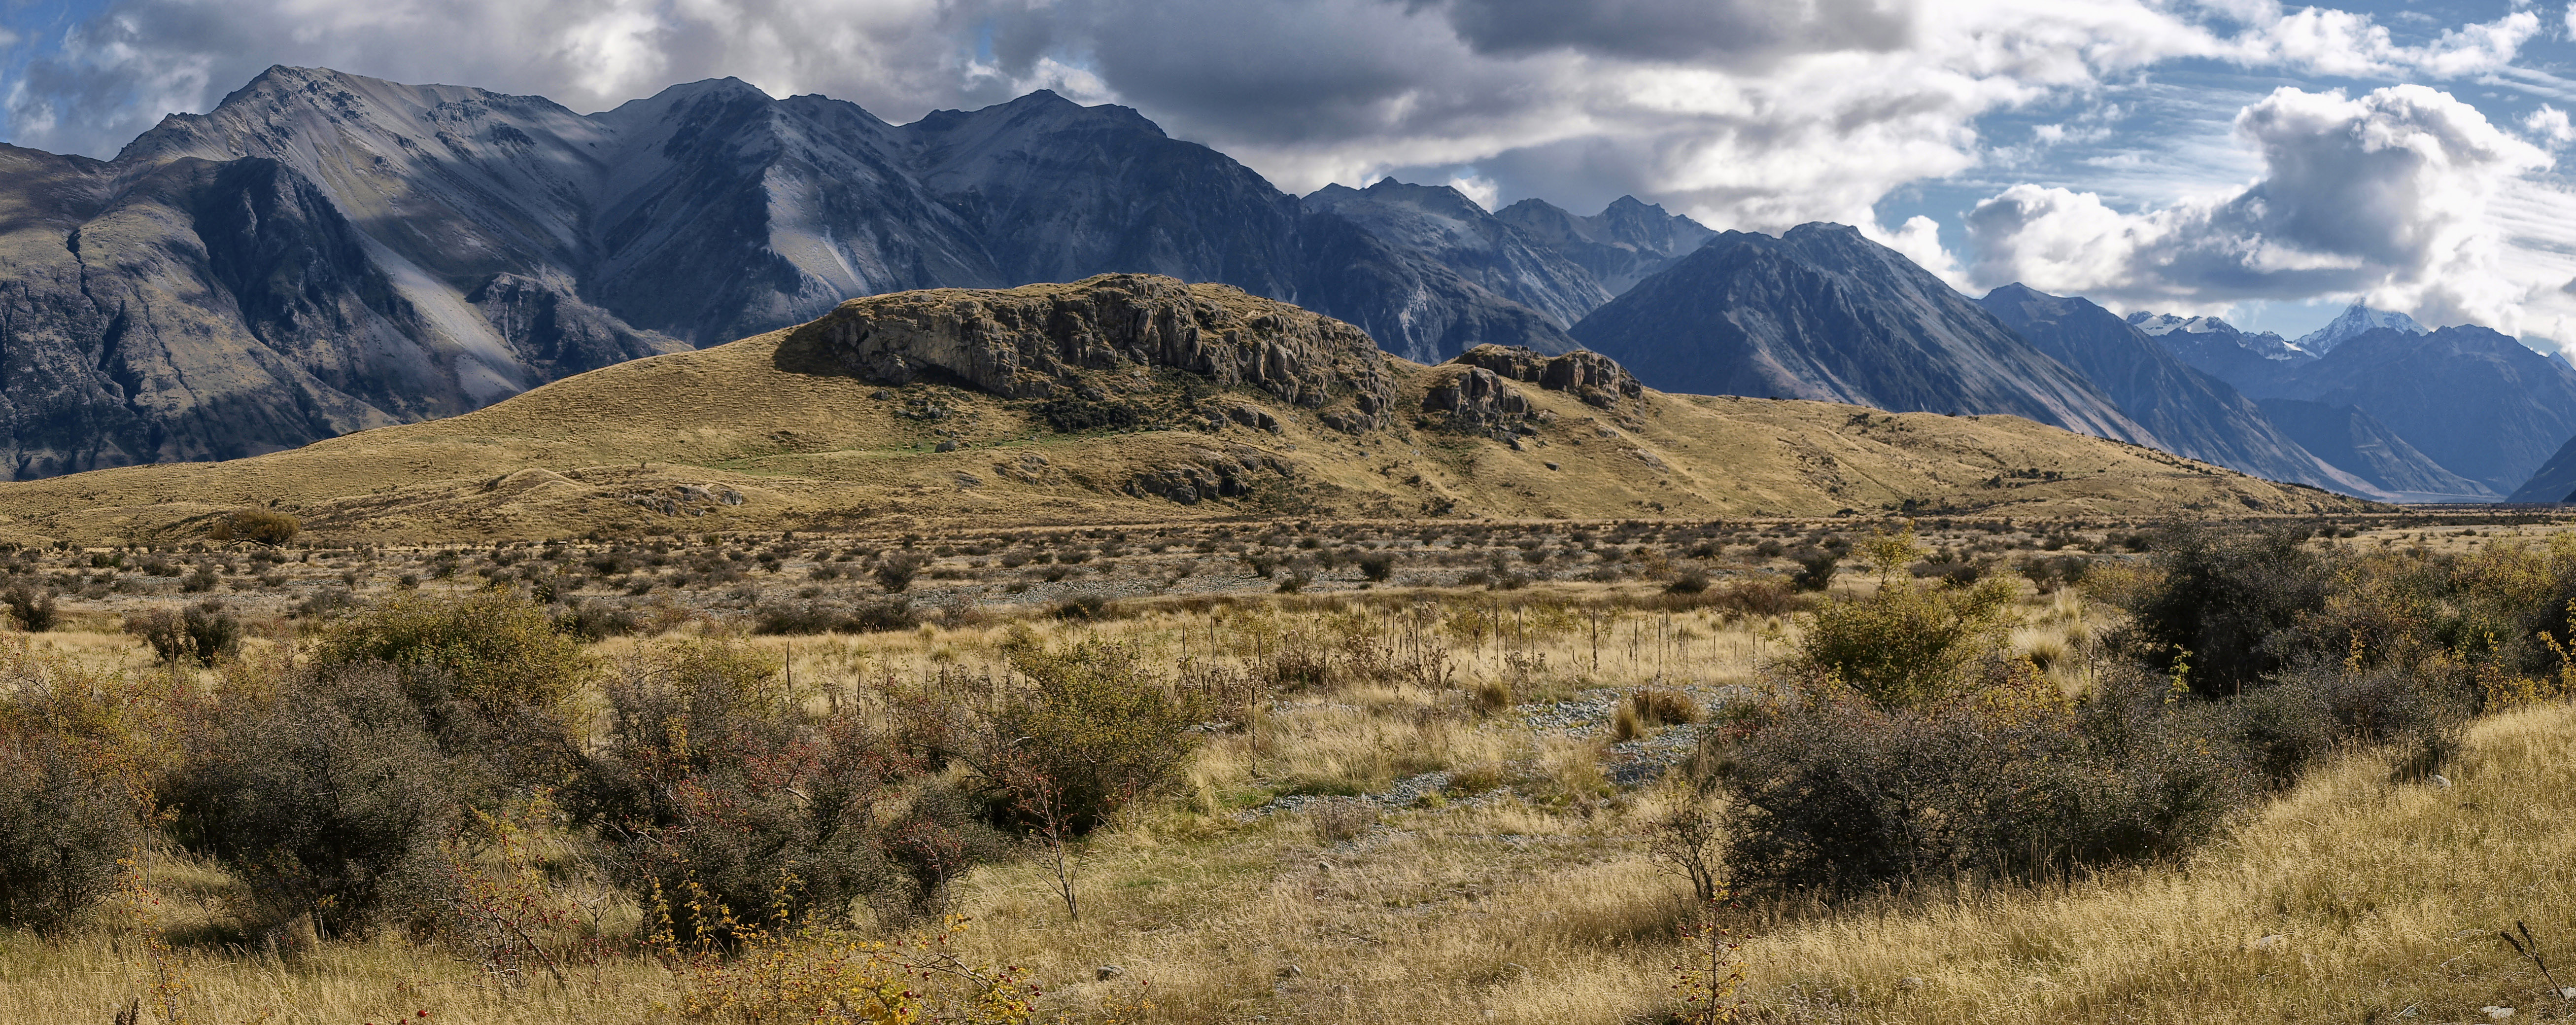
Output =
[
  {"x1": 1976, "y1": 284, "x2": 2381, "y2": 496},
  {"x1": 2265, "y1": 325, "x2": 2576, "y2": 493},
  {"x1": 1570, "y1": 223, "x2": 2153, "y2": 444},
  {"x1": 2258, "y1": 398, "x2": 2493, "y2": 501},
  {"x1": 1304, "y1": 180, "x2": 1609, "y2": 326}
]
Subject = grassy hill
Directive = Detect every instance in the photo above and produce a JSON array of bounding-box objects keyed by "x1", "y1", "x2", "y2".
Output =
[{"x1": 0, "y1": 276, "x2": 2374, "y2": 545}]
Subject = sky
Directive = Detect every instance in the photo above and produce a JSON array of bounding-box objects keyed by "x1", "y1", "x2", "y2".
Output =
[{"x1": 4, "y1": 0, "x2": 2576, "y2": 345}]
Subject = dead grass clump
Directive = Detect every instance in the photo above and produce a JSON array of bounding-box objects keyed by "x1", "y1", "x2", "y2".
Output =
[{"x1": 1305, "y1": 799, "x2": 1379, "y2": 843}]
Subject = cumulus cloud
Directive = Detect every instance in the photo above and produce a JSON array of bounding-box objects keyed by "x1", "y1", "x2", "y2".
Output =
[
  {"x1": 1428, "y1": 0, "x2": 1913, "y2": 65},
  {"x1": 1965, "y1": 85, "x2": 2551, "y2": 330}
]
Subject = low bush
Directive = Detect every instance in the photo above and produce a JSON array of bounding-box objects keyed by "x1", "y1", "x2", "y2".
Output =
[
  {"x1": 753, "y1": 597, "x2": 920, "y2": 635},
  {"x1": 1789, "y1": 551, "x2": 1838, "y2": 592},
  {"x1": 874, "y1": 552, "x2": 931, "y2": 593},
  {"x1": 577, "y1": 640, "x2": 954, "y2": 939},
  {"x1": 0, "y1": 730, "x2": 139, "y2": 931},
  {"x1": 212, "y1": 508, "x2": 300, "y2": 546},
  {"x1": 969, "y1": 635, "x2": 1206, "y2": 836},
  {"x1": 303, "y1": 592, "x2": 589, "y2": 786},
  {"x1": 1722, "y1": 671, "x2": 2248, "y2": 896},
  {"x1": 2, "y1": 585, "x2": 57, "y2": 632},
  {"x1": 126, "y1": 600, "x2": 242, "y2": 667},
  {"x1": 165, "y1": 667, "x2": 455, "y2": 935}
]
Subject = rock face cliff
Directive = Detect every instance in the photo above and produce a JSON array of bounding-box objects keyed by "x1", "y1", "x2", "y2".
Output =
[
  {"x1": 784, "y1": 274, "x2": 1399, "y2": 433},
  {"x1": 0, "y1": 66, "x2": 1569, "y2": 479}
]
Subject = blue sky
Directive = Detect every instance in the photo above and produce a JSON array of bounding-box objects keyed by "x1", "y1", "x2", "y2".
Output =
[{"x1": 2, "y1": 0, "x2": 2572, "y2": 343}]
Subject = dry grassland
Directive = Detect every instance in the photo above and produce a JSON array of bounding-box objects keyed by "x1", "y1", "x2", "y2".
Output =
[{"x1": 3, "y1": 578, "x2": 2571, "y2": 1025}]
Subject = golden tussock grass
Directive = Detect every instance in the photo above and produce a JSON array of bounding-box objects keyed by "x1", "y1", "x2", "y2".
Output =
[{"x1": 5, "y1": 593, "x2": 2575, "y2": 1024}]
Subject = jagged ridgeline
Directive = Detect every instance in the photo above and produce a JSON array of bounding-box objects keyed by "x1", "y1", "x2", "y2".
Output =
[{"x1": 0, "y1": 274, "x2": 2374, "y2": 544}]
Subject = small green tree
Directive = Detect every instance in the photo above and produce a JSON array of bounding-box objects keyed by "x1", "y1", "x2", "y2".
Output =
[{"x1": 1784, "y1": 535, "x2": 2017, "y2": 709}]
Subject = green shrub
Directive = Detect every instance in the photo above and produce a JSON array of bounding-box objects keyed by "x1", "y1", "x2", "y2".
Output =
[
  {"x1": 2, "y1": 585, "x2": 57, "y2": 632},
  {"x1": 1785, "y1": 575, "x2": 2017, "y2": 709},
  {"x1": 2109, "y1": 527, "x2": 2333, "y2": 697},
  {"x1": 303, "y1": 593, "x2": 589, "y2": 769},
  {"x1": 972, "y1": 636, "x2": 1205, "y2": 835},
  {"x1": 126, "y1": 601, "x2": 241, "y2": 667},
  {"x1": 165, "y1": 667, "x2": 454, "y2": 934},
  {"x1": 0, "y1": 731, "x2": 139, "y2": 931}
]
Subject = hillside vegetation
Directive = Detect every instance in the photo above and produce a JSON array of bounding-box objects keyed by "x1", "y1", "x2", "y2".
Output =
[{"x1": 0, "y1": 276, "x2": 2369, "y2": 547}]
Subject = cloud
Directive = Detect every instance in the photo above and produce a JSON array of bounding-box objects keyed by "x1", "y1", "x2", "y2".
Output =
[
  {"x1": 2526, "y1": 104, "x2": 2576, "y2": 148},
  {"x1": 1964, "y1": 85, "x2": 2551, "y2": 330},
  {"x1": 1427, "y1": 0, "x2": 1913, "y2": 65},
  {"x1": 0, "y1": 0, "x2": 2559, "y2": 275}
]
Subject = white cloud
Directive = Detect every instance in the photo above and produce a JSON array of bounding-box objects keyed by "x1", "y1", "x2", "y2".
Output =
[
  {"x1": 2525, "y1": 104, "x2": 2576, "y2": 148},
  {"x1": 1444, "y1": 173, "x2": 1501, "y2": 211},
  {"x1": 1869, "y1": 214, "x2": 1970, "y2": 289},
  {"x1": 1965, "y1": 85, "x2": 2552, "y2": 332}
]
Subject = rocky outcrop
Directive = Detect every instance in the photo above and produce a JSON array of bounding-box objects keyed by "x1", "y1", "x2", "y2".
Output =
[
  {"x1": 1422, "y1": 366, "x2": 1537, "y2": 436},
  {"x1": 1424, "y1": 344, "x2": 1653, "y2": 438},
  {"x1": 787, "y1": 274, "x2": 1400, "y2": 432},
  {"x1": 1452, "y1": 345, "x2": 1643, "y2": 408},
  {"x1": 1125, "y1": 446, "x2": 1295, "y2": 504}
]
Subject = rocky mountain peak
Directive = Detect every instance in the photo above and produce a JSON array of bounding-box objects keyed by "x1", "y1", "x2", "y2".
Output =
[{"x1": 2296, "y1": 303, "x2": 2426, "y2": 353}]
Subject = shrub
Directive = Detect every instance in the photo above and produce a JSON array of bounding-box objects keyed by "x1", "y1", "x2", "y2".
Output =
[
  {"x1": 579, "y1": 641, "x2": 920, "y2": 939},
  {"x1": 1665, "y1": 571, "x2": 1711, "y2": 595},
  {"x1": 165, "y1": 667, "x2": 455, "y2": 934},
  {"x1": 552, "y1": 599, "x2": 640, "y2": 641},
  {"x1": 2224, "y1": 663, "x2": 2467, "y2": 787},
  {"x1": 1357, "y1": 553, "x2": 1396, "y2": 582},
  {"x1": 874, "y1": 551, "x2": 931, "y2": 593},
  {"x1": 1789, "y1": 551, "x2": 1838, "y2": 592},
  {"x1": 753, "y1": 597, "x2": 919, "y2": 635},
  {"x1": 2, "y1": 585, "x2": 57, "y2": 632},
  {"x1": 1784, "y1": 576, "x2": 2017, "y2": 709},
  {"x1": 0, "y1": 730, "x2": 139, "y2": 931},
  {"x1": 180, "y1": 565, "x2": 219, "y2": 593},
  {"x1": 212, "y1": 509, "x2": 300, "y2": 546},
  {"x1": 971, "y1": 636, "x2": 1205, "y2": 836},
  {"x1": 1724, "y1": 678, "x2": 2249, "y2": 896},
  {"x1": 1707, "y1": 578, "x2": 1799, "y2": 618},
  {"x1": 126, "y1": 601, "x2": 242, "y2": 667},
  {"x1": 2109, "y1": 527, "x2": 2333, "y2": 697},
  {"x1": 303, "y1": 593, "x2": 589, "y2": 782}
]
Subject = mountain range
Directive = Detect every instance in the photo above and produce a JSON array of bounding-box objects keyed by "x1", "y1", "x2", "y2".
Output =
[
  {"x1": 0, "y1": 65, "x2": 1714, "y2": 481},
  {"x1": 0, "y1": 63, "x2": 2566, "y2": 507}
]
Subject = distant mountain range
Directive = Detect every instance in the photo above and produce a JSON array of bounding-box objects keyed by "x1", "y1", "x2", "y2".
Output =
[
  {"x1": 0, "y1": 65, "x2": 1708, "y2": 479},
  {"x1": 2, "y1": 63, "x2": 2570, "y2": 506}
]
